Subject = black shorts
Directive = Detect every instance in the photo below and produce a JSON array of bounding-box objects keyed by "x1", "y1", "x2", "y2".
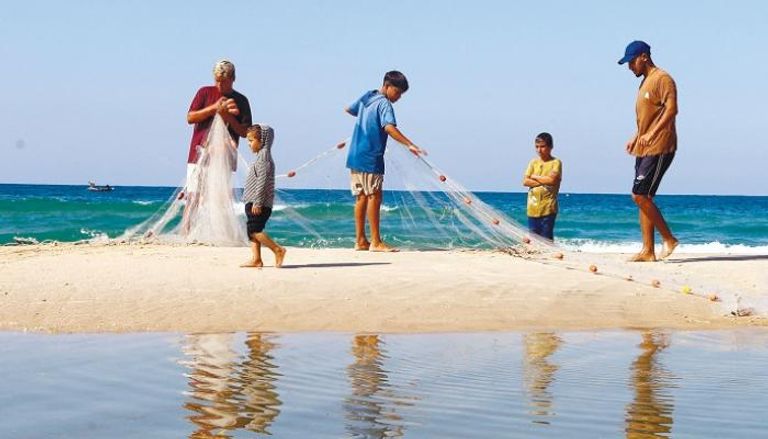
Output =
[
  {"x1": 245, "y1": 203, "x2": 272, "y2": 235},
  {"x1": 632, "y1": 153, "x2": 674, "y2": 196}
]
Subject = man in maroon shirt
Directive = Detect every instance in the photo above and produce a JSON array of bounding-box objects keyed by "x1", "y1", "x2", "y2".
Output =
[{"x1": 182, "y1": 59, "x2": 252, "y2": 233}]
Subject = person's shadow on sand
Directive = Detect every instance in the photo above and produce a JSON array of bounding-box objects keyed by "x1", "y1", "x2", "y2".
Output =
[
  {"x1": 281, "y1": 262, "x2": 391, "y2": 269},
  {"x1": 668, "y1": 254, "x2": 768, "y2": 263}
]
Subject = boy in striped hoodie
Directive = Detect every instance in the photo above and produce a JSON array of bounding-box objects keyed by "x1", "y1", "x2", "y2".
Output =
[{"x1": 241, "y1": 124, "x2": 286, "y2": 268}]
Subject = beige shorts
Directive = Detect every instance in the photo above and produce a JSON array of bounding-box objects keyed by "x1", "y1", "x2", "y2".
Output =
[{"x1": 350, "y1": 171, "x2": 384, "y2": 196}]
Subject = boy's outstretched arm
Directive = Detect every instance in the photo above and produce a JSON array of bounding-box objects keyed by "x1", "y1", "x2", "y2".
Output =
[{"x1": 384, "y1": 124, "x2": 425, "y2": 156}]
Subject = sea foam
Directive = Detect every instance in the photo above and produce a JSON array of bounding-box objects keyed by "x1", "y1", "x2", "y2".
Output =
[{"x1": 561, "y1": 239, "x2": 768, "y2": 255}]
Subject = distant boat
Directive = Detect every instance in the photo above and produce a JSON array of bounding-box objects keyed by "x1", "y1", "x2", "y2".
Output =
[{"x1": 87, "y1": 181, "x2": 114, "y2": 192}]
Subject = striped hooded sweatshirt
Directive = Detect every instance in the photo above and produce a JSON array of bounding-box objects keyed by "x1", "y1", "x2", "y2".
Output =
[{"x1": 242, "y1": 124, "x2": 275, "y2": 208}]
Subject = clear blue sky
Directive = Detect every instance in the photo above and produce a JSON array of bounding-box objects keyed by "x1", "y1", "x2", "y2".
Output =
[{"x1": 2, "y1": 1, "x2": 766, "y2": 195}]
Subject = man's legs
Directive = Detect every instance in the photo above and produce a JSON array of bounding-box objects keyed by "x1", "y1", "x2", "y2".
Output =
[
  {"x1": 630, "y1": 154, "x2": 678, "y2": 261},
  {"x1": 631, "y1": 203, "x2": 656, "y2": 262},
  {"x1": 368, "y1": 190, "x2": 396, "y2": 252},
  {"x1": 180, "y1": 193, "x2": 199, "y2": 235},
  {"x1": 181, "y1": 163, "x2": 202, "y2": 235},
  {"x1": 354, "y1": 194, "x2": 370, "y2": 250},
  {"x1": 630, "y1": 194, "x2": 678, "y2": 261}
]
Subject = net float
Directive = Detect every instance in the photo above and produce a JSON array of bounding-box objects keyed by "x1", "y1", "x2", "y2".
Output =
[
  {"x1": 522, "y1": 237, "x2": 531, "y2": 244},
  {"x1": 553, "y1": 252, "x2": 564, "y2": 260},
  {"x1": 439, "y1": 175, "x2": 447, "y2": 182},
  {"x1": 492, "y1": 218, "x2": 500, "y2": 225},
  {"x1": 707, "y1": 294, "x2": 720, "y2": 302},
  {"x1": 589, "y1": 264, "x2": 598, "y2": 273},
  {"x1": 681, "y1": 285, "x2": 693, "y2": 295},
  {"x1": 336, "y1": 142, "x2": 346, "y2": 149},
  {"x1": 463, "y1": 197, "x2": 472, "y2": 205},
  {"x1": 651, "y1": 279, "x2": 661, "y2": 288},
  {"x1": 287, "y1": 171, "x2": 296, "y2": 178}
]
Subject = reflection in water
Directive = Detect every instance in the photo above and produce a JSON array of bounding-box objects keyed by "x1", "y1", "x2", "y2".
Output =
[
  {"x1": 182, "y1": 333, "x2": 281, "y2": 438},
  {"x1": 345, "y1": 335, "x2": 418, "y2": 438},
  {"x1": 183, "y1": 333, "x2": 239, "y2": 438},
  {"x1": 238, "y1": 334, "x2": 281, "y2": 433},
  {"x1": 625, "y1": 331, "x2": 675, "y2": 438},
  {"x1": 8, "y1": 331, "x2": 768, "y2": 437},
  {"x1": 522, "y1": 332, "x2": 562, "y2": 425}
]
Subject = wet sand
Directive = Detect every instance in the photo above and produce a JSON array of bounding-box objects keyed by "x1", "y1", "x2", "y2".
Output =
[{"x1": 0, "y1": 243, "x2": 765, "y2": 333}]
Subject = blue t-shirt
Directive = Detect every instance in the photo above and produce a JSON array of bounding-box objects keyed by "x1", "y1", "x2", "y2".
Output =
[{"x1": 345, "y1": 90, "x2": 397, "y2": 174}]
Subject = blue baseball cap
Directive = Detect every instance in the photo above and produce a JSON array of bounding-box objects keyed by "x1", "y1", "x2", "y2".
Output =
[{"x1": 618, "y1": 40, "x2": 651, "y2": 65}]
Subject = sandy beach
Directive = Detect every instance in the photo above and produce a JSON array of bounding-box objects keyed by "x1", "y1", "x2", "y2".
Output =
[{"x1": 0, "y1": 243, "x2": 764, "y2": 333}]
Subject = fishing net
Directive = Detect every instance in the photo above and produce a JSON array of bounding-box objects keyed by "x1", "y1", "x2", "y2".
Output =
[
  {"x1": 121, "y1": 116, "x2": 759, "y2": 316},
  {"x1": 122, "y1": 115, "x2": 247, "y2": 246}
]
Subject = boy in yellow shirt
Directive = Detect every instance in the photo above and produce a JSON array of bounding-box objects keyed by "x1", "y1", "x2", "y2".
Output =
[{"x1": 522, "y1": 133, "x2": 562, "y2": 240}]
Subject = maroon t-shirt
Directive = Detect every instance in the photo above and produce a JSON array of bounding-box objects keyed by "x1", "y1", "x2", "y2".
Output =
[{"x1": 187, "y1": 86, "x2": 252, "y2": 164}]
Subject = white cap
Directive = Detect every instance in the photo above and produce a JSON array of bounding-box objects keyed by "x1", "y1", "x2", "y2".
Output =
[{"x1": 213, "y1": 59, "x2": 235, "y2": 79}]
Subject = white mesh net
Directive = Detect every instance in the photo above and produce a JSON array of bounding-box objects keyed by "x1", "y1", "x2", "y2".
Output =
[
  {"x1": 120, "y1": 122, "x2": 759, "y2": 316},
  {"x1": 122, "y1": 114, "x2": 247, "y2": 246}
]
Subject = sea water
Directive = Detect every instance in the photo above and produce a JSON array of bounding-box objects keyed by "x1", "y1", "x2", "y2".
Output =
[
  {"x1": 1, "y1": 330, "x2": 766, "y2": 438},
  {"x1": 1, "y1": 184, "x2": 766, "y2": 253}
]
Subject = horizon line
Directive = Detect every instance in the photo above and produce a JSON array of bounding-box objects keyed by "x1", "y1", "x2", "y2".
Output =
[{"x1": 1, "y1": 182, "x2": 765, "y2": 198}]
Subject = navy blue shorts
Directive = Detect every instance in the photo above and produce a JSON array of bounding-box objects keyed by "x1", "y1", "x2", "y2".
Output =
[
  {"x1": 633, "y1": 153, "x2": 674, "y2": 196},
  {"x1": 245, "y1": 203, "x2": 272, "y2": 236},
  {"x1": 528, "y1": 213, "x2": 557, "y2": 240}
]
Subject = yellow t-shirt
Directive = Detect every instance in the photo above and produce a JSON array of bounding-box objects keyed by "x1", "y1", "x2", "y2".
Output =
[
  {"x1": 632, "y1": 67, "x2": 678, "y2": 157},
  {"x1": 525, "y1": 157, "x2": 562, "y2": 217}
]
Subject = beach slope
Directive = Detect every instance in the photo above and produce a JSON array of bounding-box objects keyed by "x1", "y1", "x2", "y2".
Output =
[{"x1": 0, "y1": 243, "x2": 765, "y2": 333}]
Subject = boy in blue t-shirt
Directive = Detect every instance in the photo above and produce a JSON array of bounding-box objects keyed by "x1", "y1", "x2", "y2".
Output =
[{"x1": 344, "y1": 71, "x2": 425, "y2": 252}]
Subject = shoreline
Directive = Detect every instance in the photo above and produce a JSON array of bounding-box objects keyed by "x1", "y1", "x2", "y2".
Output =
[{"x1": 1, "y1": 243, "x2": 766, "y2": 333}]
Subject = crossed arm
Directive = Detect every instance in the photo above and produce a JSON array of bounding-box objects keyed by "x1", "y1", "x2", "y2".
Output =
[{"x1": 523, "y1": 171, "x2": 561, "y2": 188}]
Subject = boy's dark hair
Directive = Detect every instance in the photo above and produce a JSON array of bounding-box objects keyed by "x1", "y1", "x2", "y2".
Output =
[
  {"x1": 536, "y1": 132, "x2": 553, "y2": 148},
  {"x1": 383, "y1": 70, "x2": 409, "y2": 92}
]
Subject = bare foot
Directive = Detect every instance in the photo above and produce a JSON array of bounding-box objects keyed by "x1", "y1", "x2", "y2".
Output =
[
  {"x1": 628, "y1": 252, "x2": 656, "y2": 262},
  {"x1": 240, "y1": 260, "x2": 264, "y2": 268},
  {"x1": 354, "y1": 241, "x2": 370, "y2": 251},
  {"x1": 659, "y1": 238, "x2": 679, "y2": 260},
  {"x1": 274, "y1": 247, "x2": 286, "y2": 268},
  {"x1": 369, "y1": 242, "x2": 399, "y2": 253}
]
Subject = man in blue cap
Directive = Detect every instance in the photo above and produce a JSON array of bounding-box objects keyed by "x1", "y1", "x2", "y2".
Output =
[{"x1": 619, "y1": 40, "x2": 679, "y2": 262}]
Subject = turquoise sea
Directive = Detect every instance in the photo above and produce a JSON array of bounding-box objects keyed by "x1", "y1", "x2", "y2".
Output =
[{"x1": 1, "y1": 183, "x2": 767, "y2": 252}]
